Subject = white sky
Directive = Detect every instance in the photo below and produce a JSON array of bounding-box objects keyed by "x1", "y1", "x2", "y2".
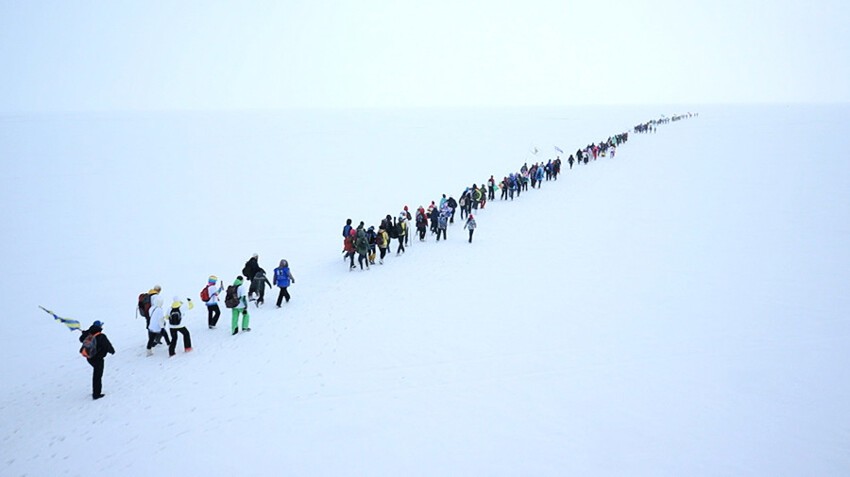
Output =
[{"x1": 1, "y1": 0, "x2": 848, "y2": 112}]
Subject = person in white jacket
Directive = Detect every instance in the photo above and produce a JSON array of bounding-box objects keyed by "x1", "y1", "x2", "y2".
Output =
[
  {"x1": 204, "y1": 275, "x2": 223, "y2": 329},
  {"x1": 167, "y1": 296, "x2": 193, "y2": 357},
  {"x1": 146, "y1": 296, "x2": 169, "y2": 357}
]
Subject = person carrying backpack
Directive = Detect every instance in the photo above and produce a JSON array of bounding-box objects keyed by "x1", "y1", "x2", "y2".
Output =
[
  {"x1": 436, "y1": 208, "x2": 449, "y2": 241},
  {"x1": 146, "y1": 296, "x2": 169, "y2": 356},
  {"x1": 446, "y1": 196, "x2": 458, "y2": 223},
  {"x1": 230, "y1": 276, "x2": 250, "y2": 334},
  {"x1": 376, "y1": 227, "x2": 389, "y2": 264},
  {"x1": 274, "y1": 259, "x2": 295, "y2": 308},
  {"x1": 242, "y1": 254, "x2": 261, "y2": 288},
  {"x1": 415, "y1": 206, "x2": 428, "y2": 241},
  {"x1": 202, "y1": 275, "x2": 223, "y2": 329},
  {"x1": 464, "y1": 214, "x2": 477, "y2": 243},
  {"x1": 167, "y1": 296, "x2": 193, "y2": 357},
  {"x1": 249, "y1": 269, "x2": 273, "y2": 306},
  {"x1": 365, "y1": 226, "x2": 378, "y2": 264},
  {"x1": 343, "y1": 228, "x2": 356, "y2": 270},
  {"x1": 355, "y1": 224, "x2": 370, "y2": 270},
  {"x1": 138, "y1": 285, "x2": 162, "y2": 330},
  {"x1": 79, "y1": 320, "x2": 115, "y2": 400},
  {"x1": 395, "y1": 216, "x2": 407, "y2": 256}
]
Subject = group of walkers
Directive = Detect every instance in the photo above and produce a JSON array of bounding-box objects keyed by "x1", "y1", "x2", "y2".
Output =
[
  {"x1": 338, "y1": 128, "x2": 653, "y2": 272},
  {"x1": 78, "y1": 114, "x2": 694, "y2": 400},
  {"x1": 129, "y1": 254, "x2": 296, "y2": 363}
]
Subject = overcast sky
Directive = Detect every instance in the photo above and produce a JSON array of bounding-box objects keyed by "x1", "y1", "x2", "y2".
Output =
[{"x1": 1, "y1": 0, "x2": 848, "y2": 112}]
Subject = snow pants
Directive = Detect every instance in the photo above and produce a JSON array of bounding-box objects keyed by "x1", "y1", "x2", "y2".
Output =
[
  {"x1": 87, "y1": 358, "x2": 104, "y2": 398},
  {"x1": 276, "y1": 287, "x2": 291, "y2": 307},
  {"x1": 168, "y1": 327, "x2": 192, "y2": 356},
  {"x1": 207, "y1": 304, "x2": 221, "y2": 327},
  {"x1": 232, "y1": 308, "x2": 250, "y2": 332}
]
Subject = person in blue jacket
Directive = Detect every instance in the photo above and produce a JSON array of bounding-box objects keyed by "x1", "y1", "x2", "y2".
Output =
[{"x1": 274, "y1": 259, "x2": 296, "y2": 308}]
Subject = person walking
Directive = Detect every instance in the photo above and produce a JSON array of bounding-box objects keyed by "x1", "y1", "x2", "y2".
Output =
[
  {"x1": 377, "y1": 226, "x2": 389, "y2": 264},
  {"x1": 343, "y1": 228, "x2": 356, "y2": 270},
  {"x1": 366, "y1": 226, "x2": 378, "y2": 264},
  {"x1": 231, "y1": 276, "x2": 251, "y2": 334},
  {"x1": 79, "y1": 320, "x2": 115, "y2": 400},
  {"x1": 355, "y1": 224, "x2": 371, "y2": 270},
  {"x1": 415, "y1": 206, "x2": 428, "y2": 241},
  {"x1": 138, "y1": 285, "x2": 162, "y2": 332},
  {"x1": 167, "y1": 296, "x2": 193, "y2": 357},
  {"x1": 274, "y1": 259, "x2": 295, "y2": 308},
  {"x1": 242, "y1": 254, "x2": 261, "y2": 289},
  {"x1": 436, "y1": 207, "x2": 449, "y2": 241},
  {"x1": 464, "y1": 214, "x2": 477, "y2": 243},
  {"x1": 146, "y1": 296, "x2": 168, "y2": 356},
  {"x1": 147, "y1": 294, "x2": 171, "y2": 348},
  {"x1": 250, "y1": 269, "x2": 273, "y2": 306},
  {"x1": 203, "y1": 275, "x2": 223, "y2": 329},
  {"x1": 395, "y1": 216, "x2": 407, "y2": 255}
]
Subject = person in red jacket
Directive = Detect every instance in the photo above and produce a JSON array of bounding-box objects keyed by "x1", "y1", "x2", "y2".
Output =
[{"x1": 343, "y1": 228, "x2": 356, "y2": 270}]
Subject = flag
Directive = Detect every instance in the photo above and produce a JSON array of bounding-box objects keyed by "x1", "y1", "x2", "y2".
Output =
[
  {"x1": 39, "y1": 306, "x2": 81, "y2": 331},
  {"x1": 554, "y1": 146, "x2": 564, "y2": 154}
]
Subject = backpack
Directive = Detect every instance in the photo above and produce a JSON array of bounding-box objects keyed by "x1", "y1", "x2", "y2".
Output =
[
  {"x1": 80, "y1": 332, "x2": 100, "y2": 359},
  {"x1": 169, "y1": 307, "x2": 182, "y2": 326},
  {"x1": 224, "y1": 285, "x2": 240, "y2": 309},
  {"x1": 389, "y1": 223, "x2": 399, "y2": 239},
  {"x1": 200, "y1": 285, "x2": 211, "y2": 302},
  {"x1": 138, "y1": 293, "x2": 152, "y2": 319},
  {"x1": 394, "y1": 222, "x2": 404, "y2": 238},
  {"x1": 376, "y1": 232, "x2": 386, "y2": 248}
]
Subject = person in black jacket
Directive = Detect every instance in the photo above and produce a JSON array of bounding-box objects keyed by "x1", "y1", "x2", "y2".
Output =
[
  {"x1": 79, "y1": 321, "x2": 116, "y2": 400},
  {"x1": 243, "y1": 254, "x2": 261, "y2": 288}
]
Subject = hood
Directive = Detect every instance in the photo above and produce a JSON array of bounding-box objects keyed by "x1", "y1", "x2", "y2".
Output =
[
  {"x1": 171, "y1": 295, "x2": 182, "y2": 309},
  {"x1": 234, "y1": 277, "x2": 243, "y2": 286}
]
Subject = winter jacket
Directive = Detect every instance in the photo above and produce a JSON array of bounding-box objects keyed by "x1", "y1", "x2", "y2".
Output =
[
  {"x1": 377, "y1": 230, "x2": 389, "y2": 249},
  {"x1": 250, "y1": 270, "x2": 273, "y2": 294},
  {"x1": 355, "y1": 229, "x2": 370, "y2": 254},
  {"x1": 274, "y1": 264, "x2": 294, "y2": 287},
  {"x1": 205, "y1": 284, "x2": 223, "y2": 306},
  {"x1": 343, "y1": 230, "x2": 356, "y2": 253},
  {"x1": 232, "y1": 278, "x2": 248, "y2": 309},
  {"x1": 148, "y1": 297, "x2": 166, "y2": 333},
  {"x1": 243, "y1": 257, "x2": 260, "y2": 280},
  {"x1": 464, "y1": 217, "x2": 477, "y2": 230},
  {"x1": 79, "y1": 325, "x2": 115, "y2": 361}
]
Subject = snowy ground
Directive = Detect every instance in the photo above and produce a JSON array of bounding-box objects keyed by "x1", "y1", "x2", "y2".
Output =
[{"x1": 2, "y1": 105, "x2": 849, "y2": 476}]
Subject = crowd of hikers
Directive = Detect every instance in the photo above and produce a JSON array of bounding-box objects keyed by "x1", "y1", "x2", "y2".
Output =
[{"x1": 74, "y1": 113, "x2": 695, "y2": 400}]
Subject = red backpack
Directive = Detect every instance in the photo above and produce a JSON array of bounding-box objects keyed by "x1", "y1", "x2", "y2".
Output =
[{"x1": 200, "y1": 285, "x2": 211, "y2": 302}]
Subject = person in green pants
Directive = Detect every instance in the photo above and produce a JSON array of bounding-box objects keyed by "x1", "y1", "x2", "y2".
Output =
[{"x1": 231, "y1": 276, "x2": 251, "y2": 334}]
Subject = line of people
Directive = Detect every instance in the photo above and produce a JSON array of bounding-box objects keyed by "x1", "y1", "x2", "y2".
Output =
[{"x1": 80, "y1": 114, "x2": 694, "y2": 399}]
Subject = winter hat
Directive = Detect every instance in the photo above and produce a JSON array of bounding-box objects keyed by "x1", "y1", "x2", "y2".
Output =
[
  {"x1": 153, "y1": 285, "x2": 162, "y2": 292},
  {"x1": 92, "y1": 320, "x2": 104, "y2": 328},
  {"x1": 208, "y1": 275, "x2": 218, "y2": 284},
  {"x1": 469, "y1": 214, "x2": 474, "y2": 219},
  {"x1": 235, "y1": 276, "x2": 243, "y2": 285},
  {"x1": 252, "y1": 253, "x2": 258, "y2": 258}
]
